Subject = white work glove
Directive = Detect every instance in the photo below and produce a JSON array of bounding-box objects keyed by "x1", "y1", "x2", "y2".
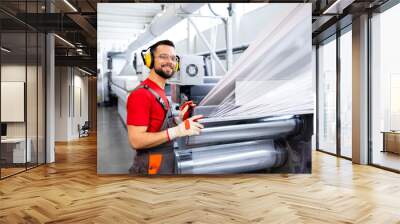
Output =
[{"x1": 168, "y1": 115, "x2": 204, "y2": 140}]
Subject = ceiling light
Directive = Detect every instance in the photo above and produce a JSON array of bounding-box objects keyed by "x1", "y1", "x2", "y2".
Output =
[
  {"x1": 78, "y1": 68, "x2": 92, "y2": 76},
  {"x1": 323, "y1": 0, "x2": 355, "y2": 15},
  {"x1": 1, "y1": 47, "x2": 11, "y2": 53},
  {"x1": 63, "y1": 0, "x2": 78, "y2": 12},
  {"x1": 54, "y1": 34, "x2": 75, "y2": 48}
]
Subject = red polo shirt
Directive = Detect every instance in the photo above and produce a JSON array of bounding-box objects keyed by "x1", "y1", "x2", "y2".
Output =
[{"x1": 126, "y1": 78, "x2": 170, "y2": 132}]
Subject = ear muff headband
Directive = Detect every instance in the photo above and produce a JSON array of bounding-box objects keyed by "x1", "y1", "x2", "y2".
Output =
[{"x1": 140, "y1": 46, "x2": 180, "y2": 72}]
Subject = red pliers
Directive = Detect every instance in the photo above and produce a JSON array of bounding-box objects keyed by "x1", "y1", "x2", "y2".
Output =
[{"x1": 179, "y1": 100, "x2": 196, "y2": 121}]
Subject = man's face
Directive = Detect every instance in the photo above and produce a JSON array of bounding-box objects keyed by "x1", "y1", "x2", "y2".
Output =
[{"x1": 152, "y1": 45, "x2": 177, "y2": 79}]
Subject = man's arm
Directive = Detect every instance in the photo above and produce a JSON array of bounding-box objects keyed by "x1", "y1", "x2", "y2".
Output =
[
  {"x1": 127, "y1": 125, "x2": 168, "y2": 150},
  {"x1": 128, "y1": 115, "x2": 204, "y2": 150}
]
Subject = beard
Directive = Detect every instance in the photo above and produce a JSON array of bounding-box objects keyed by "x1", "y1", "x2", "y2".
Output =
[{"x1": 154, "y1": 65, "x2": 175, "y2": 79}]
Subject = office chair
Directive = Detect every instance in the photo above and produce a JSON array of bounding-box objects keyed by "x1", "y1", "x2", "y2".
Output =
[{"x1": 78, "y1": 121, "x2": 90, "y2": 138}]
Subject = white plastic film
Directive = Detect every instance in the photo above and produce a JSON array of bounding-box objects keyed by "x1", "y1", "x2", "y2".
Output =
[{"x1": 199, "y1": 4, "x2": 313, "y2": 119}]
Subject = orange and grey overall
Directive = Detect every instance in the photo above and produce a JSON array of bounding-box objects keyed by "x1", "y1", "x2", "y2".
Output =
[{"x1": 128, "y1": 84, "x2": 176, "y2": 175}]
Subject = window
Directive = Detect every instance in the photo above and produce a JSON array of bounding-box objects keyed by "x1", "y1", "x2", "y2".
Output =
[
  {"x1": 317, "y1": 36, "x2": 337, "y2": 154},
  {"x1": 339, "y1": 28, "x2": 352, "y2": 158},
  {"x1": 371, "y1": 3, "x2": 400, "y2": 171},
  {"x1": 0, "y1": 1, "x2": 47, "y2": 179}
]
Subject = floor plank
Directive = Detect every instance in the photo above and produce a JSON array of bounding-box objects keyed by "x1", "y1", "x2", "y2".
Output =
[{"x1": 1, "y1": 134, "x2": 400, "y2": 223}]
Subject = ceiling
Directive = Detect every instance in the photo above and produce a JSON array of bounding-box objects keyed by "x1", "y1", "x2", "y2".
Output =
[
  {"x1": 0, "y1": 0, "x2": 394, "y2": 74},
  {"x1": 97, "y1": 3, "x2": 165, "y2": 41}
]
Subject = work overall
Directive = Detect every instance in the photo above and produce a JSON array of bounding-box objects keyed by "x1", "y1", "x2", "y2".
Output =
[{"x1": 128, "y1": 84, "x2": 176, "y2": 175}]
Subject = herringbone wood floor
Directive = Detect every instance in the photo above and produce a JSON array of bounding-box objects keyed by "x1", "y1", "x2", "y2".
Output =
[{"x1": 1, "y1": 134, "x2": 400, "y2": 224}]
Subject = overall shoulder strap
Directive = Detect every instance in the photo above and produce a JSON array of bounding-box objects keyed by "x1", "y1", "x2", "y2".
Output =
[
  {"x1": 133, "y1": 84, "x2": 169, "y2": 112},
  {"x1": 132, "y1": 84, "x2": 174, "y2": 129}
]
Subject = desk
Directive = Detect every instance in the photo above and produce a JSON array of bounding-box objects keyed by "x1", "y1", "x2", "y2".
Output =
[
  {"x1": 1, "y1": 138, "x2": 31, "y2": 164},
  {"x1": 382, "y1": 131, "x2": 400, "y2": 154}
]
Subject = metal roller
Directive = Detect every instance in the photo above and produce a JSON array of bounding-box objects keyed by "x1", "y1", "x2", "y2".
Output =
[
  {"x1": 185, "y1": 116, "x2": 300, "y2": 147},
  {"x1": 175, "y1": 140, "x2": 287, "y2": 174}
]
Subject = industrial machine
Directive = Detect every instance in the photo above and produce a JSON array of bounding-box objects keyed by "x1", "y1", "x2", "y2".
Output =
[
  {"x1": 166, "y1": 56, "x2": 313, "y2": 174},
  {"x1": 169, "y1": 55, "x2": 205, "y2": 86},
  {"x1": 173, "y1": 106, "x2": 313, "y2": 174},
  {"x1": 107, "y1": 51, "x2": 312, "y2": 175},
  {"x1": 168, "y1": 54, "x2": 222, "y2": 118}
]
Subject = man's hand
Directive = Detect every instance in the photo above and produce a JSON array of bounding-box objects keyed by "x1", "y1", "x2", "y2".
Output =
[
  {"x1": 168, "y1": 115, "x2": 204, "y2": 140},
  {"x1": 176, "y1": 101, "x2": 196, "y2": 124}
]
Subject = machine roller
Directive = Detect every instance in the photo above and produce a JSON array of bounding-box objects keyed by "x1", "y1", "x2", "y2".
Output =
[
  {"x1": 175, "y1": 140, "x2": 287, "y2": 174},
  {"x1": 173, "y1": 106, "x2": 312, "y2": 174}
]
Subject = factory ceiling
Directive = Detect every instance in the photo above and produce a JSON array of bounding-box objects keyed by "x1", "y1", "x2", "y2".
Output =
[{"x1": 0, "y1": 0, "x2": 393, "y2": 75}]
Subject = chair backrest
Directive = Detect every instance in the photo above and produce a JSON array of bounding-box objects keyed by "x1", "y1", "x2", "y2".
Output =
[{"x1": 82, "y1": 121, "x2": 90, "y2": 129}]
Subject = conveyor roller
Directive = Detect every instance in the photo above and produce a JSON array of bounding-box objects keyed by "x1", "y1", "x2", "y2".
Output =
[{"x1": 175, "y1": 140, "x2": 287, "y2": 174}]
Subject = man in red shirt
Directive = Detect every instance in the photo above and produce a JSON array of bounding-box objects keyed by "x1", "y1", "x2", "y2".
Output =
[{"x1": 126, "y1": 40, "x2": 203, "y2": 175}]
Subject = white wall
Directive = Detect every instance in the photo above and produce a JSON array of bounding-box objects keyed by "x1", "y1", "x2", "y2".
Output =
[
  {"x1": 72, "y1": 73, "x2": 89, "y2": 138},
  {"x1": 1, "y1": 65, "x2": 25, "y2": 126},
  {"x1": 55, "y1": 66, "x2": 69, "y2": 141},
  {"x1": 1, "y1": 65, "x2": 36, "y2": 138},
  {"x1": 174, "y1": 4, "x2": 299, "y2": 76},
  {"x1": 1, "y1": 65, "x2": 26, "y2": 141},
  {"x1": 175, "y1": 4, "x2": 297, "y2": 54},
  {"x1": 1, "y1": 63, "x2": 46, "y2": 164},
  {"x1": 55, "y1": 67, "x2": 89, "y2": 141}
]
